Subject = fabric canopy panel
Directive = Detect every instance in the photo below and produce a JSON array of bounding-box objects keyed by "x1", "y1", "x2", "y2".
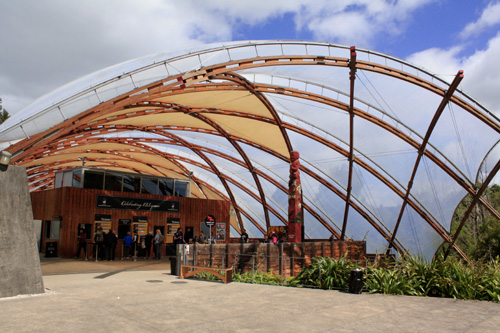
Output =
[{"x1": 1, "y1": 41, "x2": 499, "y2": 261}]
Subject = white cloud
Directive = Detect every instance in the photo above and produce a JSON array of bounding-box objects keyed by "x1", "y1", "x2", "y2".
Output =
[
  {"x1": 406, "y1": 46, "x2": 463, "y2": 79},
  {"x1": 308, "y1": 11, "x2": 374, "y2": 46},
  {"x1": 0, "y1": 0, "x2": 238, "y2": 115},
  {"x1": 461, "y1": 32, "x2": 500, "y2": 116},
  {"x1": 294, "y1": 0, "x2": 434, "y2": 47},
  {"x1": 404, "y1": 1, "x2": 500, "y2": 117},
  {"x1": 198, "y1": 0, "x2": 304, "y2": 24},
  {"x1": 407, "y1": 33, "x2": 500, "y2": 117},
  {"x1": 0, "y1": 0, "x2": 496, "y2": 121},
  {"x1": 460, "y1": 1, "x2": 500, "y2": 39}
]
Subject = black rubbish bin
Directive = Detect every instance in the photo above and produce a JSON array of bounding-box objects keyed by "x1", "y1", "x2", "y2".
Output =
[
  {"x1": 349, "y1": 268, "x2": 363, "y2": 294},
  {"x1": 170, "y1": 257, "x2": 178, "y2": 275},
  {"x1": 45, "y1": 242, "x2": 58, "y2": 258}
]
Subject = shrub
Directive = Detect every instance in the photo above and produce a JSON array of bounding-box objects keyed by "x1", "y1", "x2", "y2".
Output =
[
  {"x1": 289, "y1": 256, "x2": 357, "y2": 290},
  {"x1": 289, "y1": 255, "x2": 500, "y2": 302}
]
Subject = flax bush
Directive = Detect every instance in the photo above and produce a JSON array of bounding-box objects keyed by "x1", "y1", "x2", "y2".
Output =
[
  {"x1": 289, "y1": 255, "x2": 500, "y2": 302},
  {"x1": 288, "y1": 256, "x2": 357, "y2": 290}
]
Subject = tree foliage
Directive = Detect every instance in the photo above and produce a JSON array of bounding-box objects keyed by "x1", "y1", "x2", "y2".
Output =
[
  {"x1": 449, "y1": 184, "x2": 500, "y2": 261},
  {"x1": 0, "y1": 97, "x2": 10, "y2": 124},
  {"x1": 0, "y1": 109, "x2": 9, "y2": 124}
]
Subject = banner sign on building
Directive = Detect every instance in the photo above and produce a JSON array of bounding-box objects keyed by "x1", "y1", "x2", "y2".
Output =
[
  {"x1": 133, "y1": 216, "x2": 148, "y2": 223},
  {"x1": 119, "y1": 219, "x2": 131, "y2": 225},
  {"x1": 96, "y1": 195, "x2": 180, "y2": 212},
  {"x1": 167, "y1": 217, "x2": 180, "y2": 235},
  {"x1": 95, "y1": 214, "x2": 111, "y2": 221},
  {"x1": 95, "y1": 214, "x2": 112, "y2": 233}
]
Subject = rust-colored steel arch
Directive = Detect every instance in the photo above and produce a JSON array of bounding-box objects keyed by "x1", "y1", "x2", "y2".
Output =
[
  {"x1": 36, "y1": 127, "x2": 341, "y2": 238},
  {"x1": 173, "y1": 102, "x2": 278, "y2": 231},
  {"x1": 341, "y1": 46, "x2": 358, "y2": 240},
  {"x1": 14, "y1": 97, "x2": 410, "y2": 253},
  {"x1": 387, "y1": 71, "x2": 464, "y2": 256},
  {"x1": 5, "y1": 45, "x2": 498, "y2": 261}
]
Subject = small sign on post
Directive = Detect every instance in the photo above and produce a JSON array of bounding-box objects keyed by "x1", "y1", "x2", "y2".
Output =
[{"x1": 205, "y1": 215, "x2": 216, "y2": 244}]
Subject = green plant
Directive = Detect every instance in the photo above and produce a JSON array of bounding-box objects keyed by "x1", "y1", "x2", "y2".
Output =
[
  {"x1": 233, "y1": 270, "x2": 285, "y2": 285},
  {"x1": 289, "y1": 256, "x2": 357, "y2": 290},
  {"x1": 287, "y1": 254, "x2": 500, "y2": 302}
]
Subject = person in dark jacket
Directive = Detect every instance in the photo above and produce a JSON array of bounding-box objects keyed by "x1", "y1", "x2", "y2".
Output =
[
  {"x1": 145, "y1": 231, "x2": 154, "y2": 259},
  {"x1": 75, "y1": 229, "x2": 87, "y2": 259},
  {"x1": 94, "y1": 225, "x2": 105, "y2": 260},
  {"x1": 240, "y1": 229, "x2": 249, "y2": 243},
  {"x1": 104, "y1": 229, "x2": 117, "y2": 261},
  {"x1": 123, "y1": 232, "x2": 133, "y2": 259}
]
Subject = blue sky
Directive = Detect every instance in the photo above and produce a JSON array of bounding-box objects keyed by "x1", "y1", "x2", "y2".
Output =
[{"x1": 1, "y1": 0, "x2": 500, "y2": 116}]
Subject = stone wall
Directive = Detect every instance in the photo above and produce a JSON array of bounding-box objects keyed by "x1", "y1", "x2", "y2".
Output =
[
  {"x1": 183, "y1": 241, "x2": 366, "y2": 277},
  {"x1": 0, "y1": 165, "x2": 44, "y2": 298}
]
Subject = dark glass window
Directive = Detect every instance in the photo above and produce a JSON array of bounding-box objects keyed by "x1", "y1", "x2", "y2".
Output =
[
  {"x1": 174, "y1": 180, "x2": 189, "y2": 197},
  {"x1": 123, "y1": 174, "x2": 141, "y2": 192},
  {"x1": 158, "y1": 178, "x2": 174, "y2": 196},
  {"x1": 105, "y1": 173, "x2": 123, "y2": 191},
  {"x1": 141, "y1": 177, "x2": 158, "y2": 194},
  {"x1": 83, "y1": 170, "x2": 104, "y2": 189},
  {"x1": 45, "y1": 220, "x2": 60, "y2": 239}
]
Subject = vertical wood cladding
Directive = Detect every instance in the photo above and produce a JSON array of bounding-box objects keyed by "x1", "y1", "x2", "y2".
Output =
[{"x1": 31, "y1": 188, "x2": 230, "y2": 258}]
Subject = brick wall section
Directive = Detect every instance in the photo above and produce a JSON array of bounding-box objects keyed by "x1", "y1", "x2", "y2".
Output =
[{"x1": 185, "y1": 241, "x2": 366, "y2": 276}]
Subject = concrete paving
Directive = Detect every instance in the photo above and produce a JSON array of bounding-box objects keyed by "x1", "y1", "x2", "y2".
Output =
[{"x1": 1, "y1": 256, "x2": 500, "y2": 332}]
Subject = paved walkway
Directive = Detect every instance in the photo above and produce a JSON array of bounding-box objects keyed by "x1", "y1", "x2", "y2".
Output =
[{"x1": 1, "y1": 257, "x2": 499, "y2": 332}]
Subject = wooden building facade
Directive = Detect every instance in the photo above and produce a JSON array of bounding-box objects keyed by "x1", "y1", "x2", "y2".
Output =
[{"x1": 31, "y1": 187, "x2": 230, "y2": 258}]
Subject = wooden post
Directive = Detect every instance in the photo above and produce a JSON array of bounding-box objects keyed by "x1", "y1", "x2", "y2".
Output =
[{"x1": 279, "y1": 243, "x2": 283, "y2": 275}]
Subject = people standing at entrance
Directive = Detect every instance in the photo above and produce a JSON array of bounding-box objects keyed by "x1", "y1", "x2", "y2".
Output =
[
  {"x1": 145, "y1": 231, "x2": 154, "y2": 259},
  {"x1": 104, "y1": 229, "x2": 117, "y2": 261},
  {"x1": 240, "y1": 229, "x2": 249, "y2": 243},
  {"x1": 123, "y1": 231, "x2": 133, "y2": 259},
  {"x1": 75, "y1": 229, "x2": 87, "y2": 259},
  {"x1": 154, "y1": 229, "x2": 163, "y2": 260},
  {"x1": 94, "y1": 225, "x2": 105, "y2": 260}
]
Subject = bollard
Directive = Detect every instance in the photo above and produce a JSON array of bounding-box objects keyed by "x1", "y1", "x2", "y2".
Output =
[
  {"x1": 170, "y1": 256, "x2": 178, "y2": 275},
  {"x1": 349, "y1": 268, "x2": 363, "y2": 294}
]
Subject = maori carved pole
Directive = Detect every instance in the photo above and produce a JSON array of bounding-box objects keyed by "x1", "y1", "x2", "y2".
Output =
[{"x1": 288, "y1": 151, "x2": 303, "y2": 242}]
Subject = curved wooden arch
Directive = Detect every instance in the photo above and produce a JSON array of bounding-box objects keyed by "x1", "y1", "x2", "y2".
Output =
[{"x1": 6, "y1": 45, "x2": 499, "y2": 261}]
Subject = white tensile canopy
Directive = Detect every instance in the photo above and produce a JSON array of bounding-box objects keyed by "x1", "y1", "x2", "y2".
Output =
[{"x1": 1, "y1": 41, "x2": 499, "y2": 261}]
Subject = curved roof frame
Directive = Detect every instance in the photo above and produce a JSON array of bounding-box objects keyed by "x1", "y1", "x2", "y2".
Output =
[
  {"x1": 6, "y1": 84, "x2": 476, "y2": 256},
  {"x1": 3, "y1": 41, "x2": 499, "y2": 260},
  {"x1": 25, "y1": 126, "x2": 347, "y2": 240},
  {"x1": 5, "y1": 83, "x2": 474, "y2": 253}
]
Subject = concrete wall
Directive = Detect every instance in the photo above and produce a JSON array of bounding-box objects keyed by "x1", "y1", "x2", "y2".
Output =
[{"x1": 0, "y1": 165, "x2": 44, "y2": 298}]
